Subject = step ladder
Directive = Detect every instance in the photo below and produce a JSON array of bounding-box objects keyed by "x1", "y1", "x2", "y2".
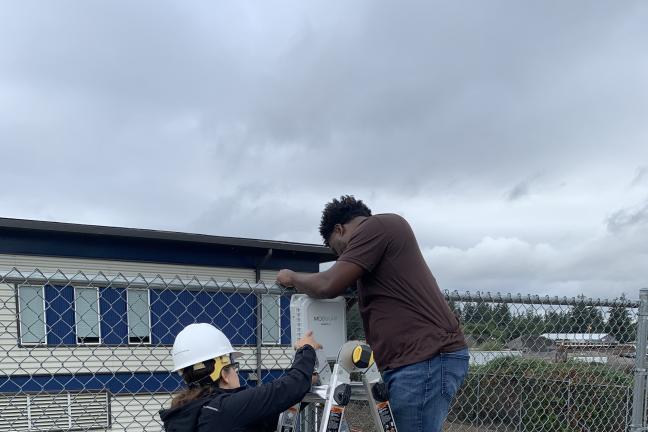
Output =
[{"x1": 277, "y1": 341, "x2": 398, "y2": 432}]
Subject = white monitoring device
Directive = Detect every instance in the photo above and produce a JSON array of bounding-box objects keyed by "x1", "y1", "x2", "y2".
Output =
[{"x1": 290, "y1": 294, "x2": 347, "y2": 361}]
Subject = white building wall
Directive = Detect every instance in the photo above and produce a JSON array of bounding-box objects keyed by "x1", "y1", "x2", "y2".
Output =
[{"x1": 259, "y1": 269, "x2": 279, "y2": 281}]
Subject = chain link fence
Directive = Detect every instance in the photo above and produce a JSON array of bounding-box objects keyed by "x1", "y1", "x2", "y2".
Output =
[
  {"x1": 441, "y1": 292, "x2": 640, "y2": 432},
  {"x1": 0, "y1": 268, "x2": 646, "y2": 431}
]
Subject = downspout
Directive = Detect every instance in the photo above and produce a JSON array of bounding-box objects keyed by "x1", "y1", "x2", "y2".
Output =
[{"x1": 255, "y1": 248, "x2": 273, "y2": 386}]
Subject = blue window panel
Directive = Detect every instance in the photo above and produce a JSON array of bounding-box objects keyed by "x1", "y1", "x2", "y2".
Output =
[
  {"x1": 280, "y1": 295, "x2": 291, "y2": 345},
  {"x1": 237, "y1": 372, "x2": 256, "y2": 388},
  {"x1": 44, "y1": 285, "x2": 76, "y2": 346},
  {"x1": 150, "y1": 289, "x2": 257, "y2": 345},
  {"x1": 100, "y1": 287, "x2": 128, "y2": 345},
  {"x1": 260, "y1": 369, "x2": 286, "y2": 384},
  {"x1": 150, "y1": 289, "x2": 192, "y2": 345}
]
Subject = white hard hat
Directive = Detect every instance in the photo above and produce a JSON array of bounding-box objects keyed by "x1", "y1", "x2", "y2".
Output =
[{"x1": 171, "y1": 323, "x2": 243, "y2": 372}]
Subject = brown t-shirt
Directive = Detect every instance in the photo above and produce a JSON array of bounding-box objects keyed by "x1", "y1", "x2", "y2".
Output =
[{"x1": 338, "y1": 213, "x2": 466, "y2": 371}]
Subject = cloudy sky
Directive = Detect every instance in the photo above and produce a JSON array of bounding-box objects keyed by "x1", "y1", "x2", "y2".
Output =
[{"x1": 1, "y1": 1, "x2": 647, "y2": 299}]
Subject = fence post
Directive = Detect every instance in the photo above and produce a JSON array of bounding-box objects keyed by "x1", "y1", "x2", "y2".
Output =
[
  {"x1": 631, "y1": 288, "x2": 648, "y2": 431},
  {"x1": 476, "y1": 374, "x2": 481, "y2": 430},
  {"x1": 517, "y1": 379, "x2": 522, "y2": 432},
  {"x1": 567, "y1": 379, "x2": 571, "y2": 430},
  {"x1": 255, "y1": 294, "x2": 264, "y2": 385}
]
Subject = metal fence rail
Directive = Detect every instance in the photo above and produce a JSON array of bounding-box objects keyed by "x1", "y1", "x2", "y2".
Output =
[{"x1": 0, "y1": 269, "x2": 646, "y2": 431}]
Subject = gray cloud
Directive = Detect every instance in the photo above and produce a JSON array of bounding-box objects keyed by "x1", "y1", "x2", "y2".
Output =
[
  {"x1": 607, "y1": 199, "x2": 648, "y2": 233},
  {"x1": 507, "y1": 181, "x2": 530, "y2": 201},
  {"x1": 426, "y1": 221, "x2": 648, "y2": 298},
  {"x1": 631, "y1": 166, "x2": 648, "y2": 187},
  {"x1": 1, "y1": 1, "x2": 647, "y2": 298}
]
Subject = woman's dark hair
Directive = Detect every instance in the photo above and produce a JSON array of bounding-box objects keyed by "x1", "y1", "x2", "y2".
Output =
[
  {"x1": 171, "y1": 360, "x2": 220, "y2": 408},
  {"x1": 171, "y1": 384, "x2": 215, "y2": 409},
  {"x1": 319, "y1": 195, "x2": 372, "y2": 246}
]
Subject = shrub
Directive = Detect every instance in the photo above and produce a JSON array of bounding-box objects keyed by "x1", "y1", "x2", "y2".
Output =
[{"x1": 449, "y1": 357, "x2": 632, "y2": 431}]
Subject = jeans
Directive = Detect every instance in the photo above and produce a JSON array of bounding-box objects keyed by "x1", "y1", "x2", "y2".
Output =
[{"x1": 382, "y1": 348, "x2": 469, "y2": 432}]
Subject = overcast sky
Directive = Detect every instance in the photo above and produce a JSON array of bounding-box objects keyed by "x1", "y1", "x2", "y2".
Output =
[{"x1": 1, "y1": 1, "x2": 647, "y2": 299}]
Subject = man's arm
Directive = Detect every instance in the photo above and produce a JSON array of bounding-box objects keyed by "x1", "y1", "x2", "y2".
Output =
[{"x1": 276, "y1": 261, "x2": 364, "y2": 299}]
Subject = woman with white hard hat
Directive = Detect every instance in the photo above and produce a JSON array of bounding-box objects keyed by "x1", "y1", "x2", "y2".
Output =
[{"x1": 159, "y1": 322, "x2": 321, "y2": 431}]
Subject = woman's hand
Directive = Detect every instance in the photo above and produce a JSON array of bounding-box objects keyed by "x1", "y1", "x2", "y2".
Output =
[{"x1": 294, "y1": 330, "x2": 322, "y2": 350}]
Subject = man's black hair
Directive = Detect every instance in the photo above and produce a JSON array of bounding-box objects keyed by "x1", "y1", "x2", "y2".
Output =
[{"x1": 319, "y1": 195, "x2": 372, "y2": 246}]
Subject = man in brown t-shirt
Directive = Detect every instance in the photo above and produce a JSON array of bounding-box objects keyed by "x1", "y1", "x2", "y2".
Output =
[{"x1": 277, "y1": 195, "x2": 469, "y2": 432}]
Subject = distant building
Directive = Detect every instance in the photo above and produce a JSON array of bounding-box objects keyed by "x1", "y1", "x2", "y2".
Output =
[
  {"x1": 506, "y1": 335, "x2": 556, "y2": 352},
  {"x1": 539, "y1": 334, "x2": 619, "y2": 363},
  {"x1": 540, "y1": 333, "x2": 618, "y2": 345}
]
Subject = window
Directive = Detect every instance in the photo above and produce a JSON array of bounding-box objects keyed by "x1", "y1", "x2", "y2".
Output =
[
  {"x1": 127, "y1": 289, "x2": 150, "y2": 344},
  {"x1": 261, "y1": 294, "x2": 281, "y2": 344},
  {"x1": 75, "y1": 288, "x2": 101, "y2": 344},
  {"x1": 17, "y1": 286, "x2": 46, "y2": 345}
]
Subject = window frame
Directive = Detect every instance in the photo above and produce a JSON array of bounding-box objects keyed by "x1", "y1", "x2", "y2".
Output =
[
  {"x1": 16, "y1": 285, "x2": 47, "y2": 346},
  {"x1": 74, "y1": 286, "x2": 102, "y2": 346},
  {"x1": 126, "y1": 288, "x2": 152, "y2": 345},
  {"x1": 260, "y1": 294, "x2": 282, "y2": 345}
]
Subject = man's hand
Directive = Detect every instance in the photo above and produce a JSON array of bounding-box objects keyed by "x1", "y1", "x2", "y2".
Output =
[
  {"x1": 276, "y1": 261, "x2": 363, "y2": 299},
  {"x1": 277, "y1": 269, "x2": 296, "y2": 287}
]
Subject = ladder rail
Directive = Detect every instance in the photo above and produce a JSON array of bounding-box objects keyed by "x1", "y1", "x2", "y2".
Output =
[{"x1": 276, "y1": 341, "x2": 399, "y2": 432}]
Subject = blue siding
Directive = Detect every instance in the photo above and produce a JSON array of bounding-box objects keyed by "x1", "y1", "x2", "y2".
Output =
[
  {"x1": 30, "y1": 287, "x2": 293, "y2": 347},
  {"x1": 150, "y1": 289, "x2": 257, "y2": 345},
  {"x1": 100, "y1": 287, "x2": 128, "y2": 345},
  {"x1": 0, "y1": 372, "x2": 183, "y2": 394},
  {"x1": 45, "y1": 285, "x2": 76, "y2": 345},
  {"x1": 0, "y1": 370, "x2": 284, "y2": 394},
  {"x1": 0, "y1": 229, "x2": 324, "y2": 272},
  {"x1": 260, "y1": 369, "x2": 287, "y2": 384}
]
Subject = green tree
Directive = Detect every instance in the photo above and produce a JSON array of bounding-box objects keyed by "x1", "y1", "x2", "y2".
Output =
[
  {"x1": 518, "y1": 309, "x2": 545, "y2": 336},
  {"x1": 474, "y1": 302, "x2": 493, "y2": 324},
  {"x1": 586, "y1": 306, "x2": 605, "y2": 332},
  {"x1": 543, "y1": 310, "x2": 571, "y2": 333},
  {"x1": 447, "y1": 299, "x2": 462, "y2": 319},
  {"x1": 607, "y1": 295, "x2": 634, "y2": 343},
  {"x1": 492, "y1": 303, "x2": 512, "y2": 327},
  {"x1": 463, "y1": 303, "x2": 476, "y2": 323},
  {"x1": 569, "y1": 300, "x2": 588, "y2": 333},
  {"x1": 569, "y1": 297, "x2": 605, "y2": 333}
]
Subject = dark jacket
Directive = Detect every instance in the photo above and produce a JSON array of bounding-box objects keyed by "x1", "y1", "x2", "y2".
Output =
[{"x1": 160, "y1": 345, "x2": 316, "y2": 432}]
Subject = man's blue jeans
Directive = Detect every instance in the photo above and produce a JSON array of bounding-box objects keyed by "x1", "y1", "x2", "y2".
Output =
[{"x1": 382, "y1": 348, "x2": 469, "y2": 432}]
